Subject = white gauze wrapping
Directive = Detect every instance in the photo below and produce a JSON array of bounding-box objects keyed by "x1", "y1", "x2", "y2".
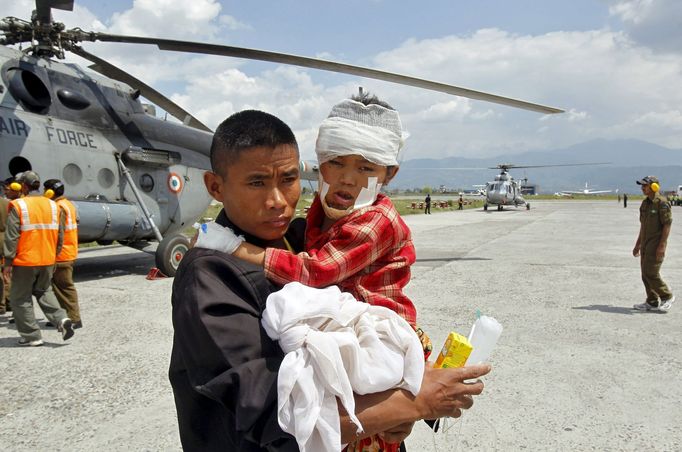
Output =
[
  {"x1": 315, "y1": 117, "x2": 402, "y2": 166},
  {"x1": 315, "y1": 98, "x2": 406, "y2": 166}
]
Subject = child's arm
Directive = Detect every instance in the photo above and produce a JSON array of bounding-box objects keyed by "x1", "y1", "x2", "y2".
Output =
[
  {"x1": 191, "y1": 221, "x2": 276, "y2": 267},
  {"x1": 232, "y1": 241, "x2": 266, "y2": 266},
  {"x1": 265, "y1": 210, "x2": 401, "y2": 288}
]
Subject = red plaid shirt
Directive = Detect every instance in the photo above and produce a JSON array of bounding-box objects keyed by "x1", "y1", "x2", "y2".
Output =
[{"x1": 264, "y1": 193, "x2": 417, "y2": 326}]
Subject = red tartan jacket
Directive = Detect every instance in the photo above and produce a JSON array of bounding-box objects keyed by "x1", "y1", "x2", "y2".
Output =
[{"x1": 264, "y1": 193, "x2": 417, "y2": 326}]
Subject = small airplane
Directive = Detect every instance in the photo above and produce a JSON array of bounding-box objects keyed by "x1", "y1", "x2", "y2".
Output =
[
  {"x1": 0, "y1": 0, "x2": 562, "y2": 275},
  {"x1": 559, "y1": 182, "x2": 613, "y2": 196},
  {"x1": 470, "y1": 185, "x2": 487, "y2": 196}
]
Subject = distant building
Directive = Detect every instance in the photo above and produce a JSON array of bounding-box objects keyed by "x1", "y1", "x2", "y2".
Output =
[{"x1": 521, "y1": 183, "x2": 538, "y2": 195}]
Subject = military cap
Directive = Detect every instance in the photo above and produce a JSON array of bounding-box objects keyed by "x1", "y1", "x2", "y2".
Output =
[
  {"x1": 15, "y1": 170, "x2": 41, "y2": 190},
  {"x1": 636, "y1": 175, "x2": 659, "y2": 185}
]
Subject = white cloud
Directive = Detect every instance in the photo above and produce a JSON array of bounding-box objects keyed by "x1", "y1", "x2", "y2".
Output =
[
  {"x1": 418, "y1": 99, "x2": 472, "y2": 121},
  {"x1": 218, "y1": 15, "x2": 251, "y2": 31},
  {"x1": 567, "y1": 109, "x2": 589, "y2": 122},
  {"x1": 609, "y1": 0, "x2": 682, "y2": 53},
  {"x1": 109, "y1": 0, "x2": 222, "y2": 38},
  {"x1": 633, "y1": 110, "x2": 682, "y2": 129},
  {"x1": 609, "y1": 0, "x2": 654, "y2": 24}
]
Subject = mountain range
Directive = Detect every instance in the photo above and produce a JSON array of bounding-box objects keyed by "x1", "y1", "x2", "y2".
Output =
[{"x1": 393, "y1": 138, "x2": 682, "y2": 193}]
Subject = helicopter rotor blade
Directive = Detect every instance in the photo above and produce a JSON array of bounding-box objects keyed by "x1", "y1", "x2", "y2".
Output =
[
  {"x1": 86, "y1": 33, "x2": 564, "y2": 115},
  {"x1": 488, "y1": 162, "x2": 610, "y2": 170},
  {"x1": 71, "y1": 46, "x2": 212, "y2": 132}
]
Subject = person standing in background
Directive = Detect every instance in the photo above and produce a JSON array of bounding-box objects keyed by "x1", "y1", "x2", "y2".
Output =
[
  {"x1": 0, "y1": 180, "x2": 9, "y2": 315},
  {"x1": 633, "y1": 176, "x2": 674, "y2": 312},
  {"x1": 44, "y1": 179, "x2": 82, "y2": 329}
]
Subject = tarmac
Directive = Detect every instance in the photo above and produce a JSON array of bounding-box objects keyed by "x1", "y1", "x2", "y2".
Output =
[{"x1": 0, "y1": 199, "x2": 680, "y2": 451}]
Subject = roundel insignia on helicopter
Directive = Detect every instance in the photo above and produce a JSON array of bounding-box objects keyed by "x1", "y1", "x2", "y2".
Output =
[{"x1": 167, "y1": 173, "x2": 183, "y2": 194}]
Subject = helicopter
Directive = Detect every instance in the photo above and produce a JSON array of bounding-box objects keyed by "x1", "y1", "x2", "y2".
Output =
[
  {"x1": 0, "y1": 0, "x2": 563, "y2": 275},
  {"x1": 483, "y1": 164, "x2": 532, "y2": 211},
  {"x1": 483, "y1": 163, "x2": 609, "y2": 211}
]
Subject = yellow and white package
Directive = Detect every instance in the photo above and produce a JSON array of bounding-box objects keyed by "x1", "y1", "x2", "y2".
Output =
[{"x1": 433, "y1": 332, "x2": 472, "y2": 369}]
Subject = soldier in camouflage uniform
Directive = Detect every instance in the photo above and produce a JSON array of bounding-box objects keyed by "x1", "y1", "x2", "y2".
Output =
[{"x1": 633, "y1": 176, "x2": 674, "y2": 312}]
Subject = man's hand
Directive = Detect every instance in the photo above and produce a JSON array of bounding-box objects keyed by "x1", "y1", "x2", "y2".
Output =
[
  {"x1": 656, "y1": 244, "x2": 666, "y2": 261},
  {"x1": 414, "y1": 364, "x2": 491, "y2": 420},
  {"x1": 3, "y1": 266, "x2": 12, "y2": 282},
  {"x1": 632, "y1": 245, "x2": 640, "y2": 257}
]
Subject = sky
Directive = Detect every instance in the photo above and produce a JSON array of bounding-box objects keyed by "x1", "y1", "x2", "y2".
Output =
[{"x1": 3, "y1": 0, "x2": 682, "y2": 162}]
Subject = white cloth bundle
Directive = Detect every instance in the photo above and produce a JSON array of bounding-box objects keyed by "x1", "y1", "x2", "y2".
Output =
[{"x1": 261, "y1": 282, "x2": 424, "y2": 452}]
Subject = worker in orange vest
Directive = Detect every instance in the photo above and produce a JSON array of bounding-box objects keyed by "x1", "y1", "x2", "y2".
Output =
[
  {"x1": 43, "y1": 179, "x2": 82, "y2": 329},
  {"x1": 2, "y1": 171, "x2": 74, "y2": 346}
]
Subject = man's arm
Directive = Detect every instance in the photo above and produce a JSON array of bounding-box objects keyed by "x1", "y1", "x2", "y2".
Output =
[
  {"x1": 657, "y1": 223, "x2": 671, "y2": 260},
  {"x1": 656, "y1": 201, "x2": 672, "y2": 260},
  {"x1": 633, "y1": 223, "x2": 643, "y2": 257},
  {"x1": 56, "y1": 204, "x2": 65, "y2": 256},
  {"x1": 339, "y1": 364, "x2": 490, "y2": 443},
  {"x1": 3, "y1": 207, "x2": 20, "y2": 279}
]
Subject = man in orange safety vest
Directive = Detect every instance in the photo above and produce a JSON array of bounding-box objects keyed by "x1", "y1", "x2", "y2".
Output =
[
  {"x1": 43, "y1": 179, "x2": 82, "y2": 328},
  {"x1": 3, "y1": 171, "x2": 74, "y2": 346}
]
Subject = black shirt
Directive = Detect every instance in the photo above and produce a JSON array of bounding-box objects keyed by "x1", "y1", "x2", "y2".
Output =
[{"x1": 169, "y1": 212, "x2": 305, "y2": 451}]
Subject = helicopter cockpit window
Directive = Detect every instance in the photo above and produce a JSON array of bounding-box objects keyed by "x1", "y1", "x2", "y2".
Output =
[
  {"x1": 139, "y1": 174, "x2": 154, "y2": 193},
  {"x1": 7, "y1": 68, "x2": 51, "y2": 114}
]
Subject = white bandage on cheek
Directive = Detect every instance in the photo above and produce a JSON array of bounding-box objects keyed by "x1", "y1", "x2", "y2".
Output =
[
  {"x1": 193, "y1": 221, "x2": 245, "y2": 254},
  {"x1": 318, "y1": 175, "x2": 381, "y2": 216},
  {"x1": 352, "y1": 177, "x2": 381, "y2": 210}
]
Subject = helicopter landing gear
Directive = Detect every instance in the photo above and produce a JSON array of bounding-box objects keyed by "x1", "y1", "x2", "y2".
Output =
[
  {"x1": 156, "y1": 233, "x2": 190, "y2": 277},
  {"x1": 526, "y1": 203, "x2": 531, "y2": 210},
  {"x1": 484, "y1": 204, "x2": 488, "y2": 211},
  {"x1": 497, "y1": 205, "x2": 503, "y2": 211}
]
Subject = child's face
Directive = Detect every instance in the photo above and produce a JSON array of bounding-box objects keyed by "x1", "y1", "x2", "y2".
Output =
[{"x1": 319, "y1": 155, "x2": 396, "y2": 210}]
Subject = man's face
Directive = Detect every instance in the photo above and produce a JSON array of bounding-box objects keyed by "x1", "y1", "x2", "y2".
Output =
[
  {"x1": 319, "y1": 155, "x2": 397, "y2": 210},
  {"x1": 204, "y1": 145, "x2": 300, "y2": 241},
  {"x1": 4, "y1": 185, "x2": 19, "y2": 200},
  {"x1": 641, "y1": 184, "x2": 653, "y2": 197}
]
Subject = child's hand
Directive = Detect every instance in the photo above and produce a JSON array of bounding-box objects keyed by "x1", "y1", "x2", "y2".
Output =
[{"x1": 193, "y1": 221, "x2": 245, "y2": 254}]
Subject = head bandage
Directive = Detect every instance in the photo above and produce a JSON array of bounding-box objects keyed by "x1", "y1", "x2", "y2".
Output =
[{"x1": 315, "y1": 99, "x2": 406, "y2": 166}]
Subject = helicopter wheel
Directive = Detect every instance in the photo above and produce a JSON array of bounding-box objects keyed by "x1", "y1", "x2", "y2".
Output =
[
  {"x1": 156, "y1": 233, "x2": 190, "y2": 277},
  {"x1": 526, "y1": 203, "x2": 531, "y2": 210},
  {"x1": 484, "y1": 204, "x2": 488, "y2": 211}
]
